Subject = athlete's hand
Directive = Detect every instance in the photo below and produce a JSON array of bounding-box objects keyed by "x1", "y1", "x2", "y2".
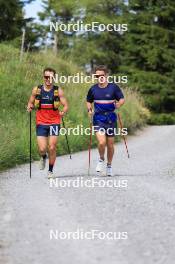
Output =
[
  {"x1": 27, "y1": 103, "x2": 34, "y2": 112},
  {"x1": 115, "y1": 102, "x2": 122, "y2": 109},
  {"x1": 88, "y1": 109, "x2": 94, "y2": 119},
  {"x1": 59, "y1": 111, "x2": 66, "y2": 117},
  {"x1": 115, "y1": 99, "x2": 125, "y2": 110}
]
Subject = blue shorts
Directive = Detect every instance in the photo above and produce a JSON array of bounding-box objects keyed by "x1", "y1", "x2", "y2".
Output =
[
  {"x1": 36, "y1": 124, "x2": 60, "y2": 137},
  {"x1": 93, "y1": 120, "x2": 117, "y2": 137}
]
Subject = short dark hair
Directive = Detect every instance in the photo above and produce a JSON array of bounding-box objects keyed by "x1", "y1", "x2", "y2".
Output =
[
  {"x1": 94, "y1": 65, "x2": 108, "y2": 74},
  {"x1": 43, "y1": 67, "x2": 56, "y2": 75}
]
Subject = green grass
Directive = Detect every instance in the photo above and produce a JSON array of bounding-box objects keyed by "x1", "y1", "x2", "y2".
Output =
[
  {"x1": 0, "y1": 44, "x2": 149, "y2": 171},
  {"x1": 148, "y1": 113, "x2": 175, "y2": 125}
]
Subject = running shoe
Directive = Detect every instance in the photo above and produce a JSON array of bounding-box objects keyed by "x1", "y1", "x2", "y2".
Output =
[
  {"x1": 47, "y1": 171, "x2": 54, "y2": 179},
  {"x1": 106, "y1": 164, "x2": 113, "y2": 176},
  {"x1": 39, "y1": 156, "x2": 46, "y2": 170},
  {"x1": 96, "y1": 158, "x2": 105, "y2": 173}
]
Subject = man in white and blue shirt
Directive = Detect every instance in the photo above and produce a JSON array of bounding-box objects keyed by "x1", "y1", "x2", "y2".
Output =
[{"x1": 86, "y1": 65, "x2": 125, "y2": 176}]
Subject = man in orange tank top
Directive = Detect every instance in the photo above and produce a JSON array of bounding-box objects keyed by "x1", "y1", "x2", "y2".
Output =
[{"x1": 27, "y1": 67, "x2": 68, "y2": 178}]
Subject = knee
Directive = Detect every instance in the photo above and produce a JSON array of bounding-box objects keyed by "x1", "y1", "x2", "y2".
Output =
[
  {"x1": 99, "y1": 141, "x2": 106, "y2": 148},
  {"x1": 49, "y1": 144, "x2": 56, "y2": 152},
  {"x1": 39, "y1": 146, "x2": 46, "y2": 154}
]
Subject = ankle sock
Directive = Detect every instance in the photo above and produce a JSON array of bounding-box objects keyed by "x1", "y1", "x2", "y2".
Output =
[
  {"x1": 107, "y1": 163, "x2": 112, "y2": 168},
  {"x1": 49, "y1": 164, "x2": 54, "y2": 172},
  {"x1": 42, "y1": 154, "x2": 47, "y2": 159}
]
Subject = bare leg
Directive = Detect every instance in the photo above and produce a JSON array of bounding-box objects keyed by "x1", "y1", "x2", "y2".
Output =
[
  {"x1": 96, "y1": 132, "x2": 106, "y2": 160},
  {"x1": 106, "y1": 136, "x2": 115, "y2": 165},
  {"x1": 37, "y1": 136, "x2": 48, "y2": 156},
  {"x1": 48, "y1": 136, "x2": 58, "y2": 170}
]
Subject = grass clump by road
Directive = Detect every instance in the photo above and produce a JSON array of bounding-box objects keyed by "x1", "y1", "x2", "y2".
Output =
[{"x1": 0, "y1": 44, "x2": 150, "y2": 171}]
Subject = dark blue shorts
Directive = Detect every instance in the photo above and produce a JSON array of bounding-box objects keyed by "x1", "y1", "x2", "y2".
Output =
[
  {"x1": 93, "y1": 121, "x2": 117, "y2": 137},
  {"x1": 36, "y1": 124, "x2": 60, "y2": 137}
]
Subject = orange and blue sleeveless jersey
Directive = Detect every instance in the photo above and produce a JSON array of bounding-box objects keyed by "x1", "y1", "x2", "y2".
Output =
[{"x1": 36, "y1": 85, "x2": 61, "y2": 125}]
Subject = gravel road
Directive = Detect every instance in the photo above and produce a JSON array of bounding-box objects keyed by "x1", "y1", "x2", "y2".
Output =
[{"x1": 0, "y1": 125, "x2": 175, "y2": 264}]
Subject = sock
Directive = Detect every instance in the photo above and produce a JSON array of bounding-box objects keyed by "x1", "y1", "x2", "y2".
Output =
[
  {"x1": 49, "y1": 164, "x2": 54, "y2": 172},
  {"x1": 107, "y1": 163, "x2": 111, "y2": 167},
  {"x1": 42, "y1": 154, "x2": 47, "y2": 159}
]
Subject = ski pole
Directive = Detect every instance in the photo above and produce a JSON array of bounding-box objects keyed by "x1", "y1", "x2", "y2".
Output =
[
  {"x1": 88, "y1": 115, "x2": 93, "y2": 176},
  {"x1": 29, "y1": 111, "x2": 32, "y2": 178},
  {"x1": 117, "y1": 112, "x2": 130, "y2": 158},
  {"x1": 62, "y1": 117, "x2": 72, "y2": 159}
]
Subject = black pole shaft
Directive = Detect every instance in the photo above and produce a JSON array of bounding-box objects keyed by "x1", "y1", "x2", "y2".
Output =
[
  {"x1": 62, "y1": 118, "x2": 72, "y2": 159},
  {"x1": 30, "y1": 112, "x2": 32, "y2": 178}
]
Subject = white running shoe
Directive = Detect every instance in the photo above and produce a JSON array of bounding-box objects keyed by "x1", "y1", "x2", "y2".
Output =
[
  {"x1": 106, "y1": 165, "x2": 113, "y2": 176},
  {"x1": 39, "y1": 156, "x2": 46, "y2": 170},
  {"x1": 47, "y1": 171, "x2": 54, "y2": 179},
  {"x1": 96, "y1": 159, "x2": 105, "y2": 173}
]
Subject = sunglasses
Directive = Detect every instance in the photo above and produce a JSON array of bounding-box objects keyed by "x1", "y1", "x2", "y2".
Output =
[{"x1": 44, "y1": 75, "x2": 52, "y2": 80}]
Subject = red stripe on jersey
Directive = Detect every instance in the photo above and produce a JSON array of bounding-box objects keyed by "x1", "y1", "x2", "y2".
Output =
[{"x1": 40, "y1": 104, "x2": 53, "y2": 109}]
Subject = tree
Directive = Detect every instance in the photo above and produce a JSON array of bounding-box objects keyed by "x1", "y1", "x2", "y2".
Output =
[
  {"x1": 38, "y1": 0, "x2": 79, "y2": 52},
  {"x1": 69, "y1": 0, "x2": 127, "y2": 71},
  {"x1": 0, "y1": 0, "x2": 24, "y2": 41},
  {"x1": 121, "y1": 0, "x2": 175, "y2": 113}
]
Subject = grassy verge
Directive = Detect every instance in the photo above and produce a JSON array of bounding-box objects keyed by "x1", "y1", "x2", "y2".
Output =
[
  {"x1": 0, "y1": 44, "x2": 149, "y2": 171},
  {"x1": 148, "y1": 113, "x2": 175, "y2": 125}
]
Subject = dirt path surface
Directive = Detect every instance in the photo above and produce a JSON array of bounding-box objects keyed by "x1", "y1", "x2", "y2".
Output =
[{"x1": 0, "y1": 126, "x2": 175, "y2": 264}]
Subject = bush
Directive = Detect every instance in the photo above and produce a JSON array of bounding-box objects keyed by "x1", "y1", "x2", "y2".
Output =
[{"x1": 148, "y1": 113, "x2": 175, "y2": 125}]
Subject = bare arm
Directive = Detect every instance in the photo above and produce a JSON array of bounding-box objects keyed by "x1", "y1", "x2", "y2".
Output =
[
  {"x1": 87, "y1": 102, "x2": 93, "y2": 111},
  {"x1": 86, "y1": 102, "x2": 94, "y2": 118},
  {"x1": 27, "y1": 87, "x2": 37, "y2": 112},
  {"x1": 59, "y1": 88, "x2": 68, "y2": 116},
  {"x1": 116, "y1": 98, "x2": 125, "y2": 109}
]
